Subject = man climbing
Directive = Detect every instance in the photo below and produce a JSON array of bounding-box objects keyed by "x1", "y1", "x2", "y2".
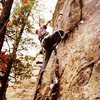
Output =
[
  {"x1": 35, "y1": 20, "x2": 51, "y2": 42},
  {"x1": 33, "y1": 30, "x2": 65, "y2": 100},
  {"x1": 40, "y1": 30, "x2": 65, "y2": 74}
]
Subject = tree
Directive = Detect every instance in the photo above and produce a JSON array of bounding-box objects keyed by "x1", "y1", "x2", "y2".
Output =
[
  {"x1": 0, "y1": 0, "x2": 14, "y2": 51},
  {"x1": 0, "y1": 0, "x2": 38, "y2": 99},
  {"x1": 6, "y1": 0, "x2": 38, "y2": 81}
]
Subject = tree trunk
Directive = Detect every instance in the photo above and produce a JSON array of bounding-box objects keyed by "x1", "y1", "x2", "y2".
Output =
[{"x1": 0, "y1": 0, "x2": 14, "y2": 51}]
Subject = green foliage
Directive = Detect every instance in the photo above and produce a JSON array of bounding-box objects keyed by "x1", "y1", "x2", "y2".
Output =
[
  {"x1": 5, "y1": 0, "x2": 39, "y2": 82},
  {"x1": 7, "y1": 0, "x2": 38, "y2": 35},
  {"x1": 10, "y1": 56, "x2": 33, "y2": 82}
]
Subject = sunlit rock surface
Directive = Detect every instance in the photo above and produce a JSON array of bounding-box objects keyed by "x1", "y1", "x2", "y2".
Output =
[{"x1": 37, "y1": 0, "x2": 100, "y2": 100}]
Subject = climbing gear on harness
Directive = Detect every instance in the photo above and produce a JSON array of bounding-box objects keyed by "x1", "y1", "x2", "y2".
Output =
[{"x1": 57, "y1": 30, "x2": 65, "y2": 39}]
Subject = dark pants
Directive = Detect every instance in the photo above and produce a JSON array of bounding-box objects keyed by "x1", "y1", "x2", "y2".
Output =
[{"x1": 39, "y1": 36, "x2": 44, "y2": 42}]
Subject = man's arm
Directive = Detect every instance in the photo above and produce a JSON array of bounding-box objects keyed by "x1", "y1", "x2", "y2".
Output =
[
  {"x1": 45, "y1": 20, "x2": 52, "y2": 26},
  {"x1": 35, "y1": 29, "x2": 38, "y2": 34}
]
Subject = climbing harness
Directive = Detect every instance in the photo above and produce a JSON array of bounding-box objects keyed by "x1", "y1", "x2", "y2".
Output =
[{"x1": 57, "y1": 30, "x2": 65, "y2": 39}]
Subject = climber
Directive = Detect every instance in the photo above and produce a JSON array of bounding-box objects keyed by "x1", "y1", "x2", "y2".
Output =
[
  {"x1": 33, "y1": 30, "x2": 65, "y2": 100},
  {"x1": 35, "y1": 20, "x2": 51, "y2": 42},
  {"x1": 39, "y1": 30, "x2": 65, "y2": 74}
]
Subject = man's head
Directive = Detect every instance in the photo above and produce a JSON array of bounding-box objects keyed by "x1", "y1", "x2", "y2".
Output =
[{"x1": 42, "y1": 25, "x2": 47, "y2": 29}]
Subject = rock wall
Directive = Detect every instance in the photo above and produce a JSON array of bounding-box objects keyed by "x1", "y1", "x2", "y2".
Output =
[{"x1": 36, "y1": 0, "x2": 100, "y2": 100}]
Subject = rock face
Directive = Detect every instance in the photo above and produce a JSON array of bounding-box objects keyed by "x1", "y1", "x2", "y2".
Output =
[{"x1": 36, "y1": 0, "x2": 100, "y2": 100}]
